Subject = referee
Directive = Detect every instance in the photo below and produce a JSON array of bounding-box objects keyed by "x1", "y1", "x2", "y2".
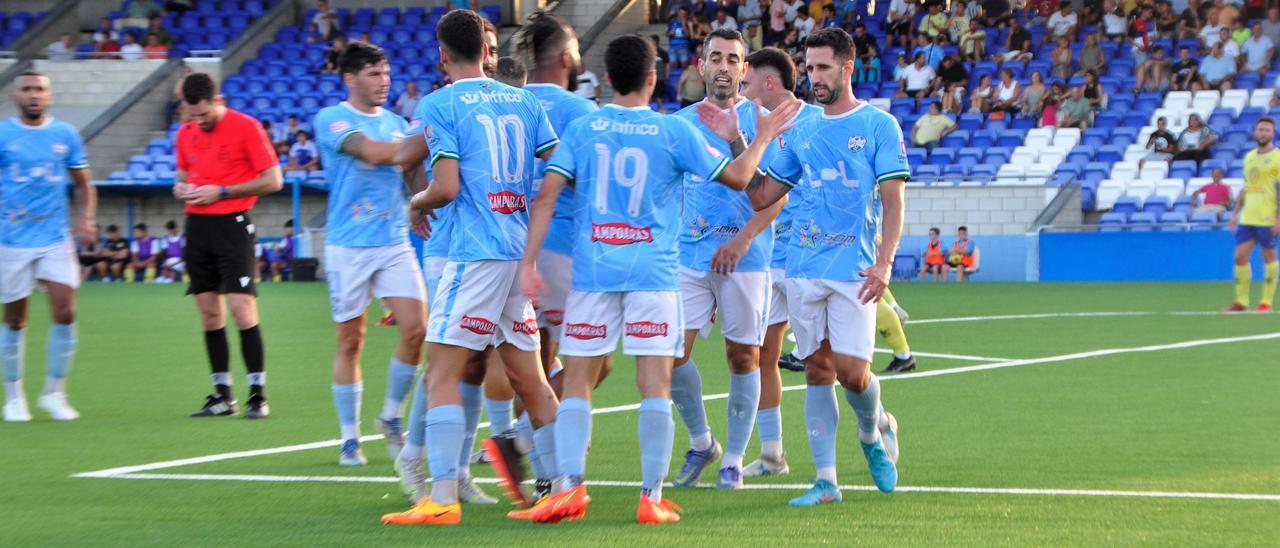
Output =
[{"x1": 173, "y1": 73, "x2": 282, "y2": 419}]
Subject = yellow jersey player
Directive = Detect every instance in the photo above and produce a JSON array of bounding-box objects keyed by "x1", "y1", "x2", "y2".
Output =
[{"x1": 1225, "y1": 117, "x2": 1280, "y2": 313}]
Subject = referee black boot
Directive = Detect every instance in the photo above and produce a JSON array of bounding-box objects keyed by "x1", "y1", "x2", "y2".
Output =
[{"x1": 190, "y1": 393, "x2": 238, "y2": 417}]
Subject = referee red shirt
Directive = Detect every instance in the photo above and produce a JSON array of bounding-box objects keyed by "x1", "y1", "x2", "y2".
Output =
[{"x1": 175, "y1": 107, "x2": 278, "y2": 215}]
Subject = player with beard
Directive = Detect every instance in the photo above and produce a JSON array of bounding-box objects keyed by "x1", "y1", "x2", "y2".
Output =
[
  {"x1": 709, "y1": 28, "x2": 904, "y2": 506},
  {"x1": 665, "y1": 28, "x2": 786, "y2": 490}
]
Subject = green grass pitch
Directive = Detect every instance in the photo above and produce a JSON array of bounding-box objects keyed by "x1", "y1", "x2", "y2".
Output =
[{"x1": 1, "y1": 281, "x2": 1277, "y2": 546}]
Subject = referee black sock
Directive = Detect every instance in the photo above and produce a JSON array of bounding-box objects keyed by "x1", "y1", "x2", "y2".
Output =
[
  {"x1": 240, "y1": 325, "x2": 265, "y2": 397},
  {"x1": 204, "y1": 328, "x2": 231, "y2": 399}
]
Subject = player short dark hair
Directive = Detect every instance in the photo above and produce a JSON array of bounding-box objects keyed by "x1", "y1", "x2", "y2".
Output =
[
  {"x1": 1257, "y1": 116, "x2": 1276, "y2": 128},
  {"x1": 106, "y1": 224, "x2": 119, "y2": 233},
  {"x1": 338, "y1": 41, "x2": 388, "y2": 75},
  {"x1": 165, "y1": 220, "x2": 177, "y2": 230},
  {"x1": 958, "y1": 226, "x2": 969, "y2": 232},
  {"x1": 703, "y1": 28, "x2": 746, "y2": 56},
  {"x1": 496, "y1": 56, "x2": 527, "y2": 85},
  {"x1": 746, "y1": 47, "x2": 796, "y2": 91},
  {"x1": 181, "y1": 72, "x2": 218, "y2": 105},
  {"x1": 17, "y1": 70, "x2": 45, "y2": 79},
  {"x1": 605, "y1": 34, "x2": 655, "y2": 96},
  {"x1": 929, "y1": 227, "x2": 940, "y2": 235},
  {"x1": 805, "y1": 27, "x2": 855, "y2": 61},
  {"x1": 513, "y1": 10, "x2": 574, "y2": 70},
  {"x1": 284, "y1": 219, "x2": 294, "y2": 228},
  {"x1": 436, "y1": 9, "x2": 486, "y2": 65},
  {"x1": 135, "y1": 223, "x2": 147, "y2": 231}
]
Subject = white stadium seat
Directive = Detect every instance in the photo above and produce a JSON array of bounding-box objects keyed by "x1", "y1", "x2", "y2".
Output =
[
  {"x1": 1096, "y1": 180, "x2": 1125, "y2": 210},
  {"x1": 1139, "y1": 162, "x2": 1169, "y2": 180},
  {"x1": 1110, "y1": 162, "x2": 1139, "y2": 181},
  {"x1": 1163, "y1": 91, "x2": 1193, "y2": 110}
]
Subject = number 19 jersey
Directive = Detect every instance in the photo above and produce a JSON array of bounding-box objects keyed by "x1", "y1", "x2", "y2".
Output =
[
  {"x1": 415, "y1": 77, "x2": 558, "y2": 261},
  {"x1": 545, "y1": 104, "x2": 730, "y2": 292}
]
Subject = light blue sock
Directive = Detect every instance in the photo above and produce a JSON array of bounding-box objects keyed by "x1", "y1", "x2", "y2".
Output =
[
  {"x1": 332, "y1": 382, "x2": 363, "y2": 441},
  {"x1": 1, "y1": 326, "x2": 24, "y2": 383},
  {"x1": 426, "y1": 404, "x2": 465, "y2": 504},
  {"x1": 554, "y1": 398, "x2": 591, "y2": 481},
  {"x1": 805, "y1": 384, "x2": 839, "y2": 481},
  {"x1": 516, "y1": 412, "x2": 548, "y2": 480},
  {"x1": 533, "y1": 422, "x2": 558, "y2": 479},
  {"x1": 381, "y1": 357, "x2": 417, "y2": 420},
  {"x1": 757, "y1": 406, "x2": 782, "y2": 441},
  {"x1": 485, "y1": 397, "x2": 514, "y2": 433},
  {"x1": 638, "y1": 397, "x2": 675, "y2": 502},
  {"x1": 670, "y1": 360, "x2": 711, "y2": 444},
  {"x1": 843, "y1": 375, "x2": 882, "y2": 444},
  {"x1": 403, "y1": 376, "x2": 428, "y2": 458},
  {"x1": 44, "y1": 323, "x2": 76, "y2": 394},
  {"x1": 725, "y1": 369, "x2": 761, "y2": 463},
  {"x1": 458, "y1": 382, "x2": 482, "y2": 474}
]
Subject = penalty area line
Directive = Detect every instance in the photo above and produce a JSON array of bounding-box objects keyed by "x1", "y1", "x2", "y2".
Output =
[{"x1": 79, "y1": 473, "x2": 1280, "y2": 503}]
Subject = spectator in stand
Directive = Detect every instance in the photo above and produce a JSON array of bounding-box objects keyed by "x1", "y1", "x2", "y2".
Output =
[
  {"x1": 285, "y1": 131, "x2": 319, "y2": 173},
  {"x1": 1077, "y1": 33, "x2": 1106, "y2": 75},
  {"x1": 982, "y1": 0, "x2": 1014, "y2": 28},
  {"x1": 96, "y1": 32, "x2": 122, "y2": 59},
  {"x1": 1177, "y1": 5, "x2": 1202, "y2": 40},
  {"x1": 712, "y1": 8, "x2": 739, "y2": 31},
  {"x1": 1082, "y1": 70, "x2": 1107, "y2": 111},
  {"x1": 1241, "y1": 23, "x2": 1274, "y2": 74},
  {"x1": 128, "y1": 223, "x2": 160, "y2": 282},
  {"x1": 970, "y1": 73, "x2": 995, "y2": 113},
  {"x1": 147, "y1": 16, "x2": 173, "y2": 47},
  {"x1": 852, "y1": 24, "x2": 878, "y2": 67},
  {"x1": 102, "y1": 225, "x2": 130, "y2": 283},
  {"x1": 948, "y1": 0, "x2": 973, "y2": 43},
  {"x1": 651, "y1": 35, "x2": 671, "y2": 104},
  {"x1": 855, "y1": 45, "x2": 884, "y2": 83},
  {"x1": 322, "y1": 35, "x2": 347, "y2": 73},
  {"x1": 1246, "y1": 0, "x2": 1268, "y2": 22},
  {"x1": 793, "y1": 8, "x2": 815, "y2": 40},
  {"x1": 821, "y1": 5, "x2": 840, "y2": 29},
  {"x1": 1051, "y1": 37, "x2": 1074, "y2": 79},
  {"x1": 677, "y1": 64, "x2": 705, "y2": 107},
  {"x1": 886, "y1": 0, "x2": 918, "y2": 49},
  {"x1": 898, "y1": 52, "x2": 937, "y2": 100},
  {"x1": 920, "y1": 2, "x2": 949, "y2": 41},
  {"x1": 576, "y1": 69, "x2": 601, "y2": 102},
  {"x1": 991, "y1": 68, "x2": 1022, "y2": 116},
  {"x1": 995, "y1": 23, "x2": 1033, "y2": 66},
  {"x1": 912, "y1": 33, "x2": 945, "y2": 69},
  {"x1": 312, "y1": 0, "x2": 341, "y2": 41},
  {"x1": 144, "y1": 34, "x2": 169, "y2": 60},
  {"x1": 395, "y1": 81, "x2": 422, "y2": 119},
  {"x1": 832, "y1": 0, "x2": 858, "y2": 28},
  {"x1": 1102, "y1": 0, "x2": 1127, "y2": 41},
  {"x1": 891, "y1": 52, "x2": 910, "y2": 81},
  {"x1": 767, "y1": 0, "x2": 787, "y2": 45},
  {"x1": 937, "y1": 55, "x2": 969, "y2": 113},
  {"x1": 1219, "y1": 27, "x2": 1241, "y2": 60},
  {"x1": 119, "y1": 33, "x2": 145, "y2": 61},
  {"x1": 782, "y1": 27, "x2": 804, "y2": 61},
  {"x1": 118, "y1": 0, "x2": 161, "y2": 30},
  {"x1": 781, "y1": 0, "x2": 805, "y2": 26},
  {"x1": 1172, "y1": 113, "x2": 1217, "y2": 164},
  {"x1": 1027, "y1": 0, "x2": 1057, "y2": 26},
  {"x1": 1041, "y1": 82, "x2": 1063, "y2": 127},
  {"x1": 1230, "y1": 19, "x2": 1250, "y2": 46},
  {"x1": 739, "y1": 0, "x2": 763, "y2": 49},
  {"x1": 955, "y1": 16, "x2": 985, "y2": 61},
  {"x1": 93, "y1": 17, "x2": 119, "y2": 46},
  {"x1": 1200, "y1": 10, "x2": 1227, "y2": 48},
  {"x1": 1191, "y1": 168, "x2": 1234, "y2": 214},
  {"x1": 1140, "y1": 116, "x2": 1177, "y2": 169},
  {"x1": 44, "y1": 33, "x2": 75, "y2": 61},
  {"x1": 1059, "y1": 86, "x2": 1093, "y2": 129},
  {"x1": 1170, "y1": 46, "x2": 1199, "y2": 91},
  {"x1": 1156, "y1": 1, "x2": 1179, "y2": 37},
  {"x1": 1198, "y1": 42, "x2": 1237, "y2": 90},
  {"x1": 1047, "y1": 3, "x2": 1079, "y2": 40},
  {"x1": 1021, "y1": 70, "x2": 1047, "y2": 116},
  {"x1": 262, "y1": 119, "x2": 286, "y2": 148},
  {"x1": 283, "y1": 114, "x2": 308, "y2": 143},
  {"x1": 668, "y1": 7, "x2": 691, "y2": 67},
  {"x1": 1262, "y1": 8, "x2": 1280, "y2": 47},
  {"x1": 352, "y1": 31, "x2": 371, "y2": 44},
  {"x1": 912, "y1": 101, "x2": 957, "y2": 150}
]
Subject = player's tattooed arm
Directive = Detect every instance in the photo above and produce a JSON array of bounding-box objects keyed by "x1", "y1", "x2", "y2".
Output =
[
  {"x1": 69, "y1": 166, "x2": 97, "y2": 244},
  {"x1": 410, "y1": 158, "x2": 459, "y2": 210}
]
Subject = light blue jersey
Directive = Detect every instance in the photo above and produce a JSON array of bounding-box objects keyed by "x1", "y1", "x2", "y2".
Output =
[
  {"x1": 420, "y1": 163, "x2": 454, "y2": 259},
  {"x1": 0, "y1": 117, "x2": 88, "y2": 248},
  {"x1": 525, "y1": 83, "x2": 598, "y2": 257},
  {"x1": 545, "y1": 105, "x2": 730, "y2": 292},
  {"x1": 675, "y1": 99, "x2": 773, "y2": 273},
  {"x1": 769, "y1": 103, "x2": 824, "y2": 269},
  {"x1": 415, "y1": 77, "x2": 558, "y2": 262},
  {"x1": 765, "y1": 103, "x2": 910, "y2": 281},
  {"x1": 314, "y1": 102, "x2": 410, "y2": 247}
]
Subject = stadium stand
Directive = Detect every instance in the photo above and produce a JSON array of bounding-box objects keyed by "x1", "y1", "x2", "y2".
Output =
[
  {"x1": 0, "y1": 10, "x2": 45, "y2": 48},
  {"x1": 105, "y1": 0, "x2": 273, "y2": 57}
]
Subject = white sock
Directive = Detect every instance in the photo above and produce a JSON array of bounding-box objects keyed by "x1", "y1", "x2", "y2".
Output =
[
  {"x1": 722, "y1": 453, "x2": 744, "y2": 470},
  {"x1": 380, "y1": 399, "x2": 402, "y2": 421},
  {"x1": 761, "y1": 439, "x2": 784, "y2": 460},
  {"x1": 247, "y1": 372, "x2": 265, "y2": 386},
  {"x1": 400, "y1": 441, "x2": 425, "y2": 461},
  {"x1": 43, "y1": 376, "x2": 65, "y2": 395},
  {"x1": 857, "y1": 427, "x2": 881, "y2": 445},
  {"x1": 690, "y1": 431, "x2": 713, "y2": 451},
  {"x1": 894, "y1": 352, "x2": 911, "y2": 360},
  {"x1": 4, "y1": 380, "x2": 23, "y2": 401},
  {"x1": 816, "y1": 466, "x2": 837, "y2": 484},
  {"x1": 340, "y1": 423, "x2": 359, "y2": 441}
]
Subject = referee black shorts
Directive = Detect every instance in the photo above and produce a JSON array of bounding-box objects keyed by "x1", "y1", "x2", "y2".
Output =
[{"x1": 184, "y1": 212, "x2": 258, "y2": 296}]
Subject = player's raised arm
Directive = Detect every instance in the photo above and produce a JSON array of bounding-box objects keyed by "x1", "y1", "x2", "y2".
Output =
[{"x1": 715, "y1": 98, "x2": 801, "y2": 190}]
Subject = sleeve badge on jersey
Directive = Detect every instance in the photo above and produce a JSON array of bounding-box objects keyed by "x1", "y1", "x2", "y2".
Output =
[
  {"x1": 848, "y1": 135, "x2": 867, "y2": 152},
  {"x1": 329, "y1": 120, "x2": 351, "y2": 134},
  {"x1": 51, "y1": 143, "x2": 69, "y2": 157},
  {"x1": 704, "y1": 142, "x2": 724, "y2": 158},
  {"x1": 900, "y1": 139, "x2": 907, "y2": 155}
]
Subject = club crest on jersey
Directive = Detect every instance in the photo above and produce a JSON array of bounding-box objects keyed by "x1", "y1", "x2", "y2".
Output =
[
  {"x1": 848, "y1": 135, "x2": 867, "y2": 152},
  {"x1": 329, "y1": 120, "x2": 350, "y2": 134},
  {"x1": 460, "y1": 315, "x2": 497, "y2": 335},
  {"x1": 512, "y1": 318, "x2": 539, "y2": 335},
  {"x1": 51, "y1": 143, "x2": 69, "y2": 157},
  {"x1": 625, "y1": 321, "x2": 668, "y2": 338},
  {"x1": 488, "y1": 191, "x2": 528, "y2": 214},
  {"x1": 592, "y1": 223, "x2": 653, "y2": 245},
  {"x1": 565, "y1": 323, "x2": 607, "y2": 340}
]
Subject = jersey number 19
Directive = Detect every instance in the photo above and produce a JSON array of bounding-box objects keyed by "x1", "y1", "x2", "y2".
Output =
[{"x1": 593, "y1": 143, "x2": 648, "y2": 217}]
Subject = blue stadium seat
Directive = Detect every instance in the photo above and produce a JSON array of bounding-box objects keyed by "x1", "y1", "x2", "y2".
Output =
[
  {"x1": 957, "y1": 147, "x2": 983, "y2": 165},
  {"x1": 1113, "y1": 196, "x2": 1141, "y2": 215},
  {"x1": 913, "y1": 164, "x2": 942, "y2": 179},
  {"x1": 927, "y1": 148, "x2": 957, "y2": 166},
  {"x1": 1141, "y1": 196, "x2": 1169, "y2": 216},
  {"x1": 969, "y1": 130, "x2": 996, "y2": 149},
  {"x1": 983, "y1": 147, "x2": 1012, "y2": 165},
  {"x1": 1082, "y1": 128, "x2": 1109, "y2": 146},
  {"x1": 906, "y1": 148, "x2": 927, "y2": 167},
  {"x1": 1189, "y1": 211, "x2": 1221, "y2": 229},
  {"x1": 1099, "y1": 212, "x2": 1127, "y2": 231},
  {"x1": 940, "y1": 130, "x2": 969, "y2": 149},
  {"x1": 1169, "y1": 160, "x2": 1197, "y2": 181},
  {"x1": 942, "y1": 164, "x2": 970, "y2": 178},
  {"x1": 996, "y1": 130, "x2": 1024, "y2": 148},
  {"x1": 1067, "y1": 145, "x2": 1095, "y2": 164},
  {"x1": 1127, "y1": 212, "x2": 1157, "y2": 231},
  {"x1": 1096, "y1": 145, "x2": 1124, "y2": 164},
  {"x1": 1157, "y1": 211, "x2": 1188, "y2": 230},
  {"x1": 971, "y1": 164, "x2": 999, "y2": 180},
  {"x1": 957, "y1": 113, "x2": 984, "y2": 131}
]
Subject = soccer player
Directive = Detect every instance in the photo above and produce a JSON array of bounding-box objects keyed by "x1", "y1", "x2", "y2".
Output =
[
  {"x1": 1224, "y1": 117, "x2": 1280, "y2": 313},
  {"x1": 174, "y1": 72, "x2": 283, "y2": 419},
  {"x1": 667, "y1": 28, "x2": 788, "y2": 490},
  {"x1": 311, "y1": 42, "x2": 429, "y2": 466},
  {"x1": 518, "y1": 34, "x2": 800, "y2": 525},
  {"x1": 1, "y1": 71, "x2": 95, "y2": 422},
  {"x1": 380, "y1": 9, "x2": 561, "y2": 526},
  {"x1": 732, "y1": 28, "x2": 904, "y2": 506},
  {"x1": 733, "y1": 46, "x2": 822, "y2": 477}
]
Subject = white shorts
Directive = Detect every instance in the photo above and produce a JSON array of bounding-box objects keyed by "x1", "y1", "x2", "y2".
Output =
[
  {"x1": 784, "y1": 278, "x2": 876, "y2": 362},
  {"x1": 0, "y1": 242, "x2": 80, "y2": 303},
  {"x1": 325, "y1": 244, "x2": 426, "y2": 323},
  {"x1": 426, "y1": 260, "x2": 539, "y2": 352},
  {"x1": 679, "y1": 267, "x2": 770, "y2": 346},
  {"x1": 767, "y1": 268, "x2": 789, "y2": 326},
  {"x1": 535, "y1": 250, "x2": 573, "y2": 341},
  {"x1": 423, "y1": 255, "x2": 447, "y2": 308},
  {"x1": 559, "y1": 290, "x2": 685, "y2": 358}
]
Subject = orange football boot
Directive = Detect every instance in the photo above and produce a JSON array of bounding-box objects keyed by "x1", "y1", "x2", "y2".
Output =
[
  {"x1": 530, "y1": 485, "x2": 589, "y2": 524},
  {"x1": 380, "y1": 498, "x2": 461, "y2": 526},
  {"x1": 1222, "y1": 302, "x2": 1248, "y2": 313},
  {"x1": 1256, "y1": 303, "x2": 1273, "y2": 313},
  {"x1": 637, "y1": 496, "x2": 681, "y2": 524}
]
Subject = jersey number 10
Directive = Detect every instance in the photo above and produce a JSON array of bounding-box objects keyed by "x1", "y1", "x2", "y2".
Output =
[
  {"x1": 593, "y1": 143, "x2": 649, "y2": 217},
  {"x1": 477, "y1": 114, "x2": 526, "y2": 183}
]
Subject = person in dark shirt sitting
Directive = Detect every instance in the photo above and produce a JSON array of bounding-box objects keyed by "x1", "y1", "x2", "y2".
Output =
[{"x1": 102, "y1": 225, "x2": 130, "y2": 282}]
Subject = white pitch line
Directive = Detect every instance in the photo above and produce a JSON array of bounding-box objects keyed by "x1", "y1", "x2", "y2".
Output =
[
  {"x1": 904, "y1": 311, "x2": 1156, "y2": 325},
  {"x1": 873, "y1": 348, "x2": 1013, "y2": 362},
  {"x1": 73, "y1": 330, "x2": 1280, "y2": 479},
  {"x1": 90, "y1": 473, "x2": 1280, "y2": 502}
]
